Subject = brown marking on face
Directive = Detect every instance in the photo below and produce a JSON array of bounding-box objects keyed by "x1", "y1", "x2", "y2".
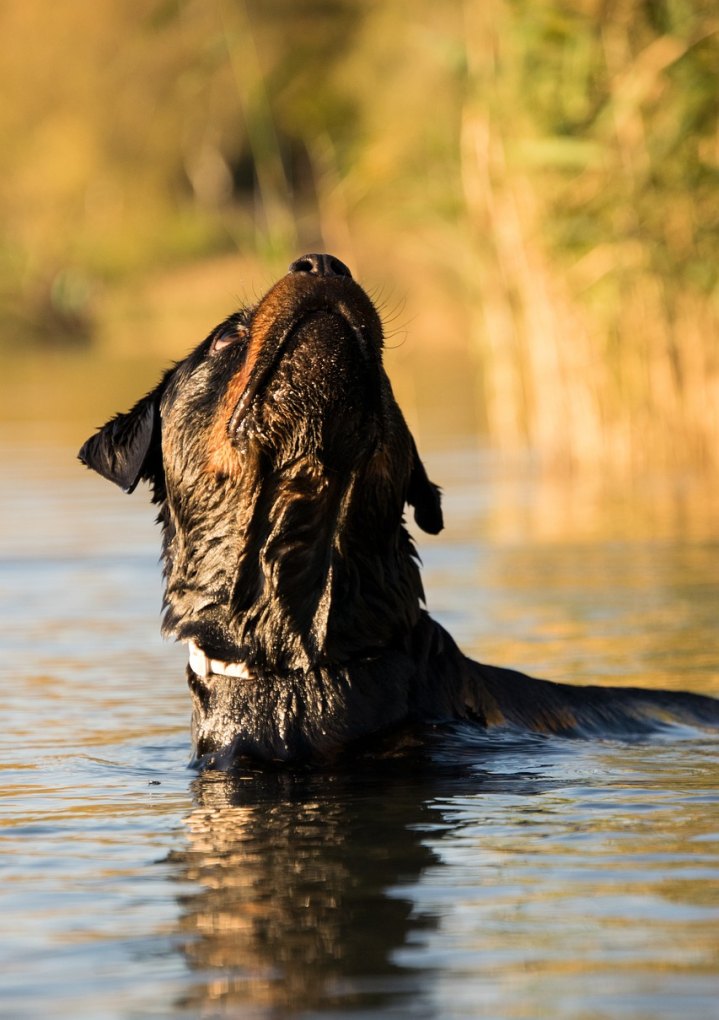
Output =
[
  {"x1": 205, "y1": 363, "x2": 252, "y2": 477},
  {"x1": 204, "y1": 278, "x2": 293, "y2": 477},
  {"x1": 248, "y1": 280, "x2": 295, "y2": 338}
]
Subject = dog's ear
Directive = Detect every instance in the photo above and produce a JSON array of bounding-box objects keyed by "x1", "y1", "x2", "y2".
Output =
[
  {"x1": 78, "y1": 382, "x2": 164, "y2": 494},
  {"x1": 407, "y1": 438, "x2": 443, "y2": 534}
]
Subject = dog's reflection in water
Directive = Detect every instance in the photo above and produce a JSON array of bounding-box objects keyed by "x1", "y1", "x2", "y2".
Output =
[{"x1": 170, "y1": 766, "x2": 442, "y2": 1013}]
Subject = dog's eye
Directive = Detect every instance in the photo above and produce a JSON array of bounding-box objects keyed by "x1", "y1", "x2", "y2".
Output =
[{"x1": 210, "y1": 325, "x2": 248, "y2": 355}]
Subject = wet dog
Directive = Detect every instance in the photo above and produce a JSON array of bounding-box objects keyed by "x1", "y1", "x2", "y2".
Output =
[{"x1": 79, "y1": 253, "x2": 719, "y2": 765}]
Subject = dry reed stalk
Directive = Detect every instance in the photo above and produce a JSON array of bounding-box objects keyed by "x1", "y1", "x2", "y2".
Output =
[
  {"x1": 458, "y1": 0, "x2": 719, "y2": 472},
  {"x1": 460, "y1": 0, "x2": 606, "y2": 468}
]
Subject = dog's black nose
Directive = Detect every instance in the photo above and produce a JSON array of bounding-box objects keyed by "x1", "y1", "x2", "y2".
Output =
[{"x1": 289, "y1": 253, "x2": 352, "y2": 279}]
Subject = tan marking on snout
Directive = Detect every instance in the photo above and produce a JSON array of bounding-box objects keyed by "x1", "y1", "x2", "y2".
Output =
[
  {"x1": 204, "y1": 277, "x2": 298, "y2": 477},
  {"x1": 205, "y1": 360, "x2": 253, "y2": 477}
]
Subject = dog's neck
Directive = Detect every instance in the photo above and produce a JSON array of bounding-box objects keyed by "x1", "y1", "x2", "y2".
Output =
[{"x1": 159, "y1": 456, "x2": 426, "y2": 673}]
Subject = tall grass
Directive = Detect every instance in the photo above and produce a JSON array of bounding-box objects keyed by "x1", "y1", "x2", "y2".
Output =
[{"x1": 458, "y1": 0, "x2": 719, "y2": 469}]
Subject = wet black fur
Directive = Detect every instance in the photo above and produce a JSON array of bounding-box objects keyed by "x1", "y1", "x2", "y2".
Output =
[{"x1": 79, "y1": 257, "x2": 719, "y2": 766}]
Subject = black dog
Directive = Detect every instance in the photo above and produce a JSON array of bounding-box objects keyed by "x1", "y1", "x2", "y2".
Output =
[{"x1": 80, "y1": 253, "x2": 719, "y2": 765}]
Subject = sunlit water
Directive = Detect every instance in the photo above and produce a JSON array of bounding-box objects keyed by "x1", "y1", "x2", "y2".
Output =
[{"x1": 1, "y1": 431, "x2": 719, "y2": 1019}]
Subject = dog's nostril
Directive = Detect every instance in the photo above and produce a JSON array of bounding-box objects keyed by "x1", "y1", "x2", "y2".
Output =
[
  {"x1": 289, "y1": 253, "x2": 352, "y2": 279},
  {"x1": 325, "y1": 255, "x2": 352, "y2": 278}
]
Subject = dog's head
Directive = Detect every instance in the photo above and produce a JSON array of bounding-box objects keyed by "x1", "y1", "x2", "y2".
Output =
[{"x1": 80, "y1": 254, "x2": 442, "y2": 718}]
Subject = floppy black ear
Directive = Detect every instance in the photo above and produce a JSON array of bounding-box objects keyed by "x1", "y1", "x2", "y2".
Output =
[
  {"x1": 78, "y1": 385, "x2": 163, "y2": 494},
  {"x1": 407, "y1": 438, "x2": 443, "y2": 534}
]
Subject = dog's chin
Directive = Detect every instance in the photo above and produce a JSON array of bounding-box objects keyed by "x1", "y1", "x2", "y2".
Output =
[{"x1": 232, "y1": 401, "x2": 379, "y2": 470}]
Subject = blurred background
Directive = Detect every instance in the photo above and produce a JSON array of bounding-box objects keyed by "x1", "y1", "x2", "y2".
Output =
[
  {"x1": 1, "y1": 0, "x2": 718, "y2": 469},
  {"x1": 3, "y1": 11, "x2": 719, "y2": 1013}
]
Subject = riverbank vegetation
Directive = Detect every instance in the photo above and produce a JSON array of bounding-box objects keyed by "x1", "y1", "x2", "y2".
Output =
[{"x1": 1, "y1": 0, "x2": 717, "y2": 468}]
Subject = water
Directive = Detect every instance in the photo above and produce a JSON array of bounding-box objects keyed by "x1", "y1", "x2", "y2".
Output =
[{"x1": 1, "y1": 431, "x2": 719, "y2": 1019}]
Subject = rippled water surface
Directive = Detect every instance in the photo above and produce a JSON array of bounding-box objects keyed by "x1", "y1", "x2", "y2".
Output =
[{"x1": 2, "y1": 430, "x2": 719, "y2": 1019}]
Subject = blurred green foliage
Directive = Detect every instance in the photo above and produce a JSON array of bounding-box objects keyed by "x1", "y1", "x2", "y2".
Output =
[{"x1": 1, "y1": 0, "x2": 717, "y2": 464}]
